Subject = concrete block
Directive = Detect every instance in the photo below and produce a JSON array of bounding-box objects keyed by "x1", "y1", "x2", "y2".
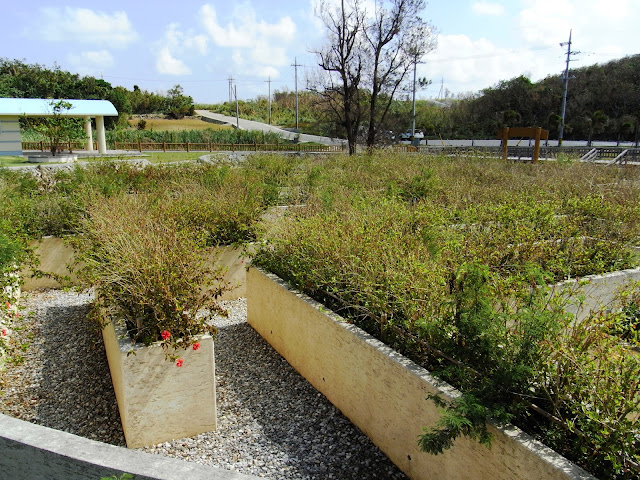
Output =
[{"x1": 102, "y1": 318, "x2": 216, "y2": 448}]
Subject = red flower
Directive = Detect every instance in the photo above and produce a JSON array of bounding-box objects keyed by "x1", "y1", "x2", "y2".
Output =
[
  {"x1": 192, "y1": 342, "x2": 200, "y2": 351},
  {"x1": 1, "y1": 329, "x2": 7, "y2": 336},
  {"x1": 161, "y1": 330, "x2": 171, "y2": 340},
  {"x1": 176, "y1": 358, "x2": 184, "y2": 367},
  {"x1": 5, "y1": 302, "x2": 10, "y2": 309}
]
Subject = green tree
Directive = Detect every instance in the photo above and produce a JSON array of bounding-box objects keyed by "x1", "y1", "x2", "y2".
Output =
[
  {"x1": 585, "y1": 110, "x2": 608, "y2": 146},
  {"x1": 28, "y1": 100, "x2": 85, "y2": 155}
]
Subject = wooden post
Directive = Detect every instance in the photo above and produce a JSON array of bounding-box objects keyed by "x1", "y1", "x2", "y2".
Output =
[
  {"x1": 163, "y1": 142, "x2": 166, "y2": 153},
  {"x1": 138, "y1": 140, "x2": 142, "y2": 152},
  {"x1": 186, "y1": 141, "x2": 190, "y2": 153},
  {"x1": 40, "y1": 140, "x2": 44, "y2": 152},
  {"x1": 533, "y1": 127, "x2": 542, "y2": 164},
  {"x1": 501, "y1": 128, "x2": 509, "y2": 161}
]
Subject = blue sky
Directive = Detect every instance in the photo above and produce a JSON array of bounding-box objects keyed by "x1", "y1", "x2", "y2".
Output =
[{"x1": 2, "y1": 0, "x2": 638, "y2": 103}]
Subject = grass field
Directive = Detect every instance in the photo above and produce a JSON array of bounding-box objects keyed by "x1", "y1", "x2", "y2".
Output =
[{"x1": 128, "y1": 116, "x2": 231, "y2": 131}]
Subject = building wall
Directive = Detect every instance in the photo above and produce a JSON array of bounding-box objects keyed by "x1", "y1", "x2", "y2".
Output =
[{"x1": 0, "y1": 116, "x2": 23, "y2": 156}]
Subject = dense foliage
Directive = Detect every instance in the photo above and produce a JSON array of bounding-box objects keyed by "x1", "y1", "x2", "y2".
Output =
[
  {"x1": 0, "y1": 58, "x2": 195, "y2": 126},
  {"x1": 1, "y1": 152, "x2": 639, "y2": 477},
  {"x1": 252, "y1": 153, "x2": 640, "y2": 479}
]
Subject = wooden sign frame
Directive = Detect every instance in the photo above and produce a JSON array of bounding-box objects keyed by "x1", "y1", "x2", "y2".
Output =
[{"x1": 497, "y1": 127, "x2": 549, "y2": 163}]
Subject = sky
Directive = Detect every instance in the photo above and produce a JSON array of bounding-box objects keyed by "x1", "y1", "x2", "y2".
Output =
[{"x1": 1, "y1": 0, "x2": 638, "y2": 104}]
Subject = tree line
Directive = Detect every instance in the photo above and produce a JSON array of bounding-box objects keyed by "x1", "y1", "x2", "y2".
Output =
[{"x1": 0, "y1": 58, "x2": 195, "y2": 128}]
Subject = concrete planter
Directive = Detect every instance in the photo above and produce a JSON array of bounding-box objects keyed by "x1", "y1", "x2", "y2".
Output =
[
  {"x1": 102, "y1": 317, "x2": 216, "y2": 449},
  {"x1": 247, "y1": 267, "x2": 595, "y2": 480}
]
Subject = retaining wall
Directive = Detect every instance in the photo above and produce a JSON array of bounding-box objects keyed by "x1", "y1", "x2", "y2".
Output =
[
  {"x1": 0, "y1": 413, "x2": 259, "y2": 480},
  {"x1": 246, "y1": 267, "x2": 596, "y2": 480}
]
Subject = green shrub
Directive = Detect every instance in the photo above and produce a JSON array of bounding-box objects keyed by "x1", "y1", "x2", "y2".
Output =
[{"x1": 72, "y1": 194, "x2": 230, "y2": 352}]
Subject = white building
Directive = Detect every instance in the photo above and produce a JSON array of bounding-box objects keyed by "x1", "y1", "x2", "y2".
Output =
[{"x1": 0, "y1": 98, "x2": 118, "y2": 156}]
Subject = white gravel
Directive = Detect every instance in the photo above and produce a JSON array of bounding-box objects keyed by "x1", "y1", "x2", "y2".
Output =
[{"x1": 0, "y1": 290, "x2": 407, "y2": 480}]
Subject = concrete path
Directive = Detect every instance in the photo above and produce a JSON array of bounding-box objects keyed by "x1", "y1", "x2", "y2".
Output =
[{"x1": 195, "y1": 110, "x2": 347, "y2": 147}]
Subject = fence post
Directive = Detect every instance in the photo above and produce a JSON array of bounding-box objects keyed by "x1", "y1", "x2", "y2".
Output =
[
  {"x1": 186, "y1": 141, "x2": 190, "y2": 152},
  {"x1": 138, "y1": 140, "x2": 142, "y2": 152},
  {"x1": 40, "y1": 141, "x2": 44, "y2": 152},
  {"x1": 163, "y1": 142, "x2": 166, "y2": 153},
  {"x1": 209, "y1": 142, "x2": 212, "y2": 152}
]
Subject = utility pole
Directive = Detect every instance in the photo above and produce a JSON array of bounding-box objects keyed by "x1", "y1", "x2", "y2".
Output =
[
  {"x1": 234, "y1": 85, "x2": 239, "y2": 129},
  {"x1": 228, "y1": 76, "x2": 234, "y2": 104},
  {"x1": 558, "y1": 30, "x2": 579, "y2": 146},
  {"x1": 265, "y1": 76, "x2": 272, "y2": 125},
  {"x1": 411, "y1": 55, "x2": 418, "y2": 138},
  {"x1": 291, "y1": 57, "x2": 301, "y2": 130}
]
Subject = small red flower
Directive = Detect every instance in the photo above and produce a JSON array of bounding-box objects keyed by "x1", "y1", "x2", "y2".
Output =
[
  {"x1": 161, "y1": 330, "x2": 171, "y2": 340},
  {"x1": 1, "y1": 329, "x2": 7, "y2": 336},
  {"x1": 5, "y1": 302, "x2": 10, "y2": 309},
  {"x1": 192, "y1": 342, "x2": 200, "y2": 351},
  {"x1": 176, "y1": 358, "x2": 184, "y2": 367}
]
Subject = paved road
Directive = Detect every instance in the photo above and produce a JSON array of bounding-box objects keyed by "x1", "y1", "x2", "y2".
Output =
[{"x1": 195, "y1": 110, "x2": 347, "y2": 147}]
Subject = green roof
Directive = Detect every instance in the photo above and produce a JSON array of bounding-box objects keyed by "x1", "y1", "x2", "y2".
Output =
[{"x1": 0, "y1": 98, "x2": 118, "y2": 117}]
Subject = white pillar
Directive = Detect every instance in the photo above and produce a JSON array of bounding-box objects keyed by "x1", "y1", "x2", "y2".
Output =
[
  {"x1": 96, "y1": 116, "x2": 107, "y2": 154},
  {"x1": 84, "y1": 116, "x2": 94, "y2": 151}
]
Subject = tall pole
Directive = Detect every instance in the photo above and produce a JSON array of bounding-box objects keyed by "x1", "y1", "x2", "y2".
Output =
[
  {"x1": 291, "y1": 57, "x2": 301, "y2": 130},
  {"x1": 234, "y1": 85, "x2": 239, "y2": 129},
  {"x1": 558, "y1": 30, "x2": 573, "y2": 147},
  {"x1": 411, "y1": 56, "x2": 417, "y2": 138},
  {"x1": 265, "y1": 76, "x2": 272, "y2": 125},
  {"x1": 228, "y1": 76, "x2": 234, "y2": 104}
]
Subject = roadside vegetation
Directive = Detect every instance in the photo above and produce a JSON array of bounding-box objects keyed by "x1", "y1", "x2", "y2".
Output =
[{"x1": 0, "y1": 152, "x2": 638, "y2": 478}]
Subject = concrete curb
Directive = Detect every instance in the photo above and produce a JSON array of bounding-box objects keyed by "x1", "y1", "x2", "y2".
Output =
[{"x1": 0, "y1": 413, "x2": 262, "y2": 480}]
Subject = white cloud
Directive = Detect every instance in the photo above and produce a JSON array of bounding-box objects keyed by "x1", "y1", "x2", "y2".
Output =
[
  {"x1": 155, "y1": 47, "x2": 192, "y2": 75},
  {"x1": 471, "y1": 1, "x2": 505, "y2": 16},
  {"x1": 422, "y1": 34, "x2": 541, "y2": 95},
  {"x1": 201, "y1": 4, "x2": 296, "y2": 48},
  {"x1": 67, "y1": 50, "x2": 115, "y2": 74},
  {"x1": 200, "y1": 3, "x2": 296, "y2": 75},
  {"x1": 36, "y1": 7, "x2": 138, "y2": 48},
  {"x1": 153, "y1": 23, "x2": 209, "y2": 76},
  {"x1": 164, "y1": 23, "x2": 209, "y2": 55},
  {"x1": 518, "y1": 0, "x2": 638, "y2": 64},
  {"x1": 418, "y1": 0, "x2": 640, "y2": 97}
]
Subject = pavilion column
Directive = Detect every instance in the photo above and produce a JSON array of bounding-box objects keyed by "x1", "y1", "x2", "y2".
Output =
[
  {"x1": 84, "y1": 116, "x2": 94, "y2": 151},
  {"x1": 96, "y1": 115, "x2": 107, "y2": 154}
]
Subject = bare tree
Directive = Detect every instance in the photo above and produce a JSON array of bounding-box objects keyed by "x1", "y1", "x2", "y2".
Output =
[
  {"x1": 363, "y1": 0, "x2": 436, "y2": 148},
  {"x1": 311, "y1": 0, "x2": 436, "y2": 153},
  {"x1": 311, "y1": 0, "x2": 366, "y2": 154}
]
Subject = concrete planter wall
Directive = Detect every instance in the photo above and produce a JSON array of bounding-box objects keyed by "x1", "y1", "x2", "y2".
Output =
[
  {"x1": 102, "y1": 317, "x2": 216, "y2": 449},
  {"x1": 246, "y1": 268, "x2": 595, "y2": 480}
]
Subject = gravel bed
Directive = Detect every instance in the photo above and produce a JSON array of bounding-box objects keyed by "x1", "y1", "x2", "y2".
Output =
[{"x1": 0, "y1": 290, "x2": 408, "y2": 479}]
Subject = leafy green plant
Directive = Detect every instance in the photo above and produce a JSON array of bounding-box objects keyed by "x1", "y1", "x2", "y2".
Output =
[{"x1": 26, "y1": 100, "x2": 85, "y2": 155}]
